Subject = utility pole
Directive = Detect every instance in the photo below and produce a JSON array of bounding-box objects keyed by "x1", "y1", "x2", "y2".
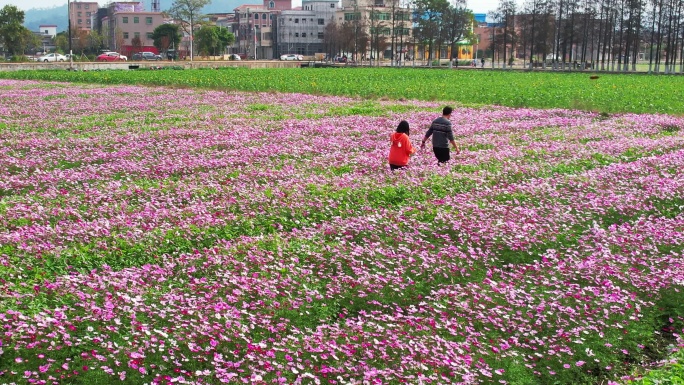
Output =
[{"x1": 67, "y1": 0, "x2": 73, "y2": 69}]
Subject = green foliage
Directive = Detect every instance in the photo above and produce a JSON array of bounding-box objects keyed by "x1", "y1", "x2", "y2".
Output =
[
  {"x1": 0, "y1": 5, "x2": 27, "y2": 56},
  {"x1": 152, "y1": 23, "x2": 182, "y2": 53},
  {"x1": 195, "y1": 25, "x2": 221, "y2": 56},
  {"x1": 4, "y1": 68, "x2": 684, "y2": 114},
  {"x1": 628, "y1": 349, "x2": 684, "y2": 385}
]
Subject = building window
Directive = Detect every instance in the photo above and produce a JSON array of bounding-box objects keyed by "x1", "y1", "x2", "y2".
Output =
[
  {"x1": 270, "y1": 14, "x2": 273, "y2": 20},
  {"x1": 123, "y1": 17, "x2": 128, "y2": 23},
  {"x1": 146, "y1": 17, "x2": 153, "y2": 24},
  {"x1": 269, "y1": 1, "x2": 274, "y2": 7},
  {"x1": 294, "y1": 32, "x2": 299, "y2": 37},
  {"x1": 262, "y1": 13, "x2": 266, "y2": 19},
  {"x1": 86, "y1": 12, "x2": 91, "y2": 16},
  {"x1": 330, "y1": 3, "x2": 335, "y2": 7},
  {"x1": 302, "y1": 32, "x2": 306, "y2": 37},
  {"x1": 254, "y1": 13, "x2": 259, "y2": 19},
  {"x1": 77, "y1": 12, "x2": 82, "y2": 16},
  {"x1": 146, "y1": 32, "x2": 153, "y2": 39},
  {"x1": 134, "y1": 32, "x2": 140, "y2": 39},
  {"x1": 318, "y1": 32, "x2": 324, "y2": 39},
  {"x1": 344, "y1": 13, "x2": 359, "y2": 21},
  {"x1": 78, "y1": 19, "x2": 82, "y2": 24},
  {"x1": 123, "y1": 32, "x2": 129, "y2": 39},
  {"x1": 87, "y1": 19, "x2": 91, "y2": 24},
  {"x1": 77, "y1": 4, "x2": 81, "y2": 8},
  {"x1": 134, "y1": 16, "x2": 139, "y2": 23},
  {"x1": 318, "y1": 18, "x2": 324, "y2": 25},
  {"x1": 294, "y1": 18, "x2": 299, "y2": 23}
]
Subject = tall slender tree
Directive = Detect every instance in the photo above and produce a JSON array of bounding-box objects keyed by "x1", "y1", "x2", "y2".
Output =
[
  {"x1": 165, "y1": 0, "x2": 212, "y2": 61},
  {"x1": 442, "y1": 0, "x2": 474, "y2": 65},
  {"x1": 414, "y1": 0, "x2": 448, "y2": 65}
]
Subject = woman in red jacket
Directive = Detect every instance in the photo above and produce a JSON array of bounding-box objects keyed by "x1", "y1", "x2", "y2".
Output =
[{"x1": 388, "y1": 120, "x2": 416, "y2": 170}]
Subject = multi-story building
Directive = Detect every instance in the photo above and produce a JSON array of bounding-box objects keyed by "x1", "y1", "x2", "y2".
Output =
[
  {"x1": 69, "y1": 1, "x2": 99, "y2": 32},
  {"x1": 38, "y1": 25, "x2": 58, "y2": 38},
  {"x1": 336, "y1": 0, "x2": 412, "y2": 61},
  {"x1": 275, "y1": 0, "x2": 337, "y2": 58},
  {"x1": 36, "y1": 25, "x2": 57, "y2": 53},
  {"x1": 234, "y1": 0, "x2": 290, "y2": 59},
  {"x1": 102, "y1": 2, "x2": 165, "y2": 55}
]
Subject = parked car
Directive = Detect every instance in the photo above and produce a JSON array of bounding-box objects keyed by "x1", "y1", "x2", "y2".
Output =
[
  {"x1": 228, "y1": 53, "x2": 241, "y2": 61},
  {"x1": 36, "y1": 53, "x2": 67, "y2": 62},
  {"x1": 96, "y1": 52, "x2": 128, "y2": 61},
  {"x1": 280, "y1": 54, "x2": 303, "y2": 61},
  {"x1": 132, "y1": 52, "x2": 163, "y2": 61}
]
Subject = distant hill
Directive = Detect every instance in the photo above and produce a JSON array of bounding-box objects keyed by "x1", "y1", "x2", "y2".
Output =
[
  {"x1": 25, "y1": 5, "x2": 68, "y2": 33},
  {"x1": 24, "y1": 1, "x2": 246, "y2": 33}
]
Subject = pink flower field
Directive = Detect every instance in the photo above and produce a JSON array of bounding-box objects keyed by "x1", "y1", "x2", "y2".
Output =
[{"x1": 1, "y1": 79, "x2": 684, "y2": 384}]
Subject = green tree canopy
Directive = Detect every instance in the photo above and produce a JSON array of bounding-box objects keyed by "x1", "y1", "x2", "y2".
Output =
[
  {"x1": 216, "y1": 26, "x2": 234, "y2": 50},
  {"x1": 54, "y1": 32, "x2": 68, "y2": 53},
  {"x1": 195, "y1": 25, "x2": 234, "y2": 56},
  {"x1": 22, "y1": 28, "x2": 41, "y2": 53},
  {"x1": 442, "y1": 1, "x2": 475, "y2": 58},
  {"x1": 413, "y1": 0, "x2": 449, "y2": 63},
  {"x1": 152, "y1": 23, "x2": 182, "y2": 53},
  {"x1": 0, "y1": 5, "x2": 27, "y2": 56}
]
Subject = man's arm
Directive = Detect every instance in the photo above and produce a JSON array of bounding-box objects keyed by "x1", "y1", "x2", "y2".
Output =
[
  {"x1": 449, "y1": 139, "x2": 460, "y2": 154},
  {"x1": 421, "y1": 126, "x2": 434, "y2": 149},
  {"x1": 446, "y1": 124, "x2": 458, "y2": 153}
]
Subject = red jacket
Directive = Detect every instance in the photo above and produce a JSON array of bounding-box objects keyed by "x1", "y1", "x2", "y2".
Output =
[{"x1": 388, "y1": 132, "x2": 415, "y2": 166}]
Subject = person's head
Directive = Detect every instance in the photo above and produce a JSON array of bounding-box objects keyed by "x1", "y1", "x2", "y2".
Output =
[
  {"x1": 442, "y1": 106, "x2": 453, "y2": 117},
  {"x1": 396, "y1": 120, "x2": 410, "y2": 135}
]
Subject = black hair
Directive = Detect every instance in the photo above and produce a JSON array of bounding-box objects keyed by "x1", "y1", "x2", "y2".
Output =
[
  {"x1": 396, "y1": 120, "x2": 410, "y2": 135},
  {"x1": 442, "y1": 106, "x2": 453, "y2": 116}
]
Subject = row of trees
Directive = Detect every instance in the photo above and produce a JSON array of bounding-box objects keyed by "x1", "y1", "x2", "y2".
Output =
[{"x1": 489, "y1": 0, "x2": 684, "y2": 73}]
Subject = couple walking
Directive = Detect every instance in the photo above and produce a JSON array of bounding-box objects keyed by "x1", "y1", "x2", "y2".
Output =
[{"x1": 388, "y1": 106, "x2": 460, "y2": 170}]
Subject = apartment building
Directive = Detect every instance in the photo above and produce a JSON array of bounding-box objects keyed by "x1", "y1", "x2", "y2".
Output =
[
  {"x1": 38, "y1": 25, "x2": 58, "y2": 38},
  {"x1": 276, "y1": 0, "x2": 337, "y2": 57},
  {"x1": 336, "y1": 0, "x2": 412, "y2": 61},
  {"x1": 69, "y1": 1, "x2": 99, "y2": 32},
  {"x1": 102, "y1": 2, "x2": 165, "y2": 55},
  {"x1": 234, "y1": 0, "x2": 291, "y2": 59}
]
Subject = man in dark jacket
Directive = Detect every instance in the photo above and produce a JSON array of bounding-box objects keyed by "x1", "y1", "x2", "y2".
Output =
[{"x1": 421, "y1": 106, "x2": 460, "y2": 164}]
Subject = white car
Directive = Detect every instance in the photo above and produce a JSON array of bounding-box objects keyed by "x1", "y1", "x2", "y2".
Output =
[
  {"x1": 280, "y1": 54, "x2": 303, "y2": 61},
  {"x1": 37, "y1": 53, "x2": 67, "y2": 62}
]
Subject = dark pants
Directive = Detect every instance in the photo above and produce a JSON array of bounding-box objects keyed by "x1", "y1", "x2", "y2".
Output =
[
  {"x1": 433, "y1": 147, "x2": 450, "y2": 163},
  {"x1": 390, "y1": 164, "x2": 407, "y2": 171}
]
